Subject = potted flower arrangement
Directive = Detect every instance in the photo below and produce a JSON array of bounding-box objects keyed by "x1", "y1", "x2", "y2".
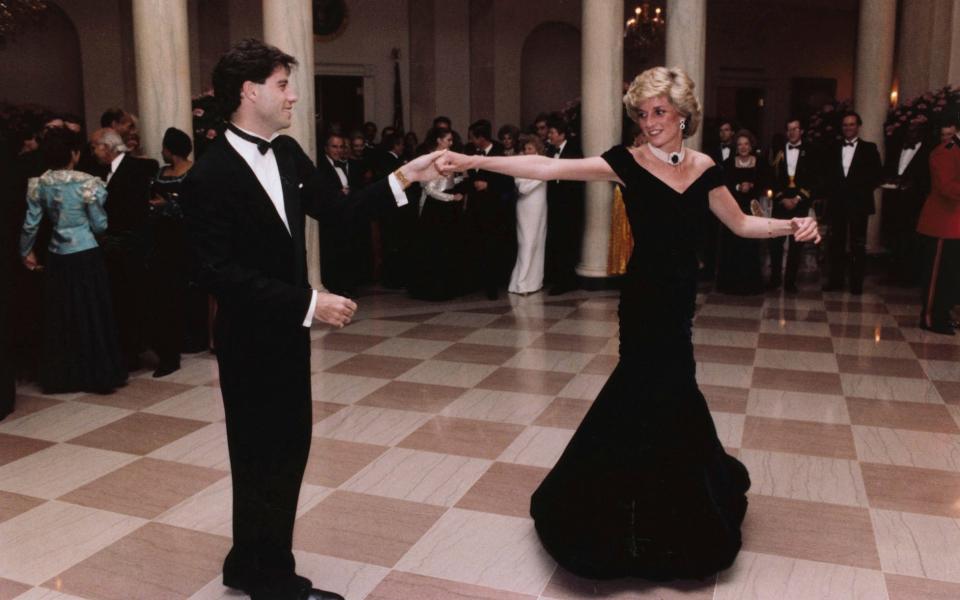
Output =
[{"x1": 885, "y1": 85, "x2": 960, "y2": 145}]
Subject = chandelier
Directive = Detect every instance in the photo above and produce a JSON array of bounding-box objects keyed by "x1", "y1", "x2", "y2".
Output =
[
  {"x1": 0, "y1": 0, "x2": 49, "y2": 45},
  {"x1": 624, "y1": 3, "x2": 665, "y2": 51}
]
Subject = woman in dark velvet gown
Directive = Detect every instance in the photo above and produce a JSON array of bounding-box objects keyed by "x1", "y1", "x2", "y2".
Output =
[
  {"x1": 438, "y1": 67, "x2": 820, "y2": 581},
  {"x1": 716, "y1": 130, "x2": 768, "y2": 295}
]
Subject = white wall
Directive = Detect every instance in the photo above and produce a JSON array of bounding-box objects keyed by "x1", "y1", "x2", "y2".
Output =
[
  {"x1": 312, "y1": 0, "x2": 411, "y2": 134},
  {"x1": 433, "y1": 0, "x2": 471, "y2": 134}
]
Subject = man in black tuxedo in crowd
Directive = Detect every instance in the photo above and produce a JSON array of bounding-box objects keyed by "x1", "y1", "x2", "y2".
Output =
[
  {"x1": 881, "y1": 122, "x2": 931, "y2": 285},
  {"x1": 90, "y1": 127, "x2": 158, "y2": 369},
  {"x1": 181, "y1": 39, "x2": 442, "y2": 600},
  {"x1": 701, "y1": 119, "x2": 735, "y2": 282},
  {"x1": 822, "y1": 111, "x2": 883, "y2": 294},
  {"x1": 317, "y1": 132, "x2": 359, "y2": 296},
  {"x1": 0, "y1": 130, "x2": 16, "y2": 420},
  {"x1": 374, "y1": 131, "x2": 416, "y2": 287},
  {"x1": 768, "y1": 118, "x2": 821, "y2": 292},
  {"x1": 465, "y1": 119, "x2": 515, "y2": 299},
  {"x1": 545, "y1": 114, "x2": 584, "y2": 295}
]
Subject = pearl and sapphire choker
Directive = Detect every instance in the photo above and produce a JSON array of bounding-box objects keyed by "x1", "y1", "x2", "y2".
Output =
[{"x1": 648, "y1": 143, "x2": 685, "y2": 166}]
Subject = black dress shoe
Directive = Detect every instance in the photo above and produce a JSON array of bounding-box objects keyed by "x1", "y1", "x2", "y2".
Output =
[
  {"x1": 249, "y1": 586, "x2": 344, "y2": 600},
  {"x1": 300, "y1": 589, "x2": 345, "y2": 600},
  {"x1": 919, "y1": 321, "x2": 956, "y2": 336},
  {"x1": 152, "y1": 363, "x2": 180, "y2": 378}
]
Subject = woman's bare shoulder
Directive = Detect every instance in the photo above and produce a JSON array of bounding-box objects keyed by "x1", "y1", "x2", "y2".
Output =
[{"x1": 686, "y1": 148, "x2": 715, "y2": 169}]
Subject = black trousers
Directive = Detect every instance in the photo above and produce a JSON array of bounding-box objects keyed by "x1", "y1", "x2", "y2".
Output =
[
  {"x1": 102, "y1": 233, "x2": 147, "y2": 365},
  {"x1": 768, "y1": 236, "x2": 804, "y2": 286},
  {"x1": 217, "y1": 326, "x2": 313, "y2": 594},
  {"x1": 545, "y1": 195, "x2": 584, "y2": 288},
  {"x1": 147, "y1": 217, "x2": 185, "y2": 366},
  {"x1": 919, "y1": 235, "x2": 960, "y2": 327},
  {"x1": 826, "y1": 210, "x2": 869, "y2": 291}
]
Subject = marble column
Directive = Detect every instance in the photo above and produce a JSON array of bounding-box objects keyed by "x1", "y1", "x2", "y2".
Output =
[
  {"x1": 263, "y1": 0, "x2": 323, "y2": 290},
  {"x1": 577, "y1": 0, "x2": 623, "y2": 281},
  {"x1": 131, "y1": 0, "x2": 192, "y2": 161},
  {"x1": 854, "y1": 0, "x2": 896, "y2": 254},
  {"x1": 665, "y1": 0, "x2": 706, "y2": 151}
]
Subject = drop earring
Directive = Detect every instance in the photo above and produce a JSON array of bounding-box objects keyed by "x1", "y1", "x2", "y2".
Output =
[{"x1": 680, "y1": 120, "x2": 687, "y2": 131}]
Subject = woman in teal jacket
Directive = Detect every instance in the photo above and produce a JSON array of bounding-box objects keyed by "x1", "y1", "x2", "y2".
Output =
[{"x1": 20, "y1": 128, "x2": 127, "y2": 393}]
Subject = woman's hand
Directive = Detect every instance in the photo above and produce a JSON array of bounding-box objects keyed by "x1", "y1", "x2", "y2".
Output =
[
  {"x1": 22, "y1": 251, "x2": 41, "y2": 271},
  {"x1": 790, "y1": 216, "x2": 820, "y2": 243},
  {"x1": 739, "y1": 181, "x2": 753, "y2": 193},
  {"x1": 437, "y1": 151, "x2": 475, "y2": 175}
]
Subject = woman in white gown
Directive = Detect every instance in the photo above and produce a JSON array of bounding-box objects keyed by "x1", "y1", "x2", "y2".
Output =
[{"x1": 509, "y1": 134, "x2": 548, "y2": 294}]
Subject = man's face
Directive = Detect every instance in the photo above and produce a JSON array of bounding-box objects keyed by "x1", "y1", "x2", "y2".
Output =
[
  {"x1": 363, "y1": 124, "x2": 377, "y2": 142},
  {"x1": 785, "y1": 120, "x2": 803, "y2": 145},
  {"x1": 325, "y1": 136, "x2": 346, "y2": 161},
  {"x1": 940, "y1": 125, "x2": 958, "y2": 145},
  {"x1": 547, "y1": 127, "x2": 565, "y2": 147},
  {"x1": 89, "y1": 133, "x2": 114, "y2": 165},
  {"x1": 842, "y1": 115, "x2": 860, "y2": 141},
  {"x1": 114, "y1": 115, "x2": 136, "y2": 140},
  {"x1": 718, "y1": 123, "x2": 734, "y2": 143},
  {"x1": 248, "y1": 66, "x2": 297, "y2": 133},
  {"x1": 350, "y1": 138, "x2": 365, "y2": 158},
  {"x1": 535, "y1": 120, "x2": 548, "y2": 141}
]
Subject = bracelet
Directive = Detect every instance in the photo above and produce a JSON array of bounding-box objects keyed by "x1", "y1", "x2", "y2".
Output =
[
  {"x1": 767, "y1": 219, "x2": 773, "y2": 237},
  {"x1": 393, "y1": 168, "x2": 411, "y2": 190}
]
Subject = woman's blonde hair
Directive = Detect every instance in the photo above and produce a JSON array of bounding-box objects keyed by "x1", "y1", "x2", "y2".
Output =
[
  {"x1": 623, "y1": 66, "x2": 702, "y2": 139},
  {"x1": 518, "y1": 133, "x2": 545, "y2": 155}
]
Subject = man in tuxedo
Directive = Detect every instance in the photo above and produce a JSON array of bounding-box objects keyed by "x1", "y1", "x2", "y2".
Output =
[
  {"x1": 822, "y1": 111, "x2": 882, "y2": 294},
  {"x1": 318, "y1": 133, "x2": 358, "y2": 296},
  {"x1": 881, "y1": 122, "x2": 931, "y2": 285},
  {"x1": 374, "y1": 131, "x2": 414, "y2": 287},
  {"x1": 90, "y1": 127, "x2": 158, "y2": 369},
  {"x1": 768, "y1": 118, "x2": 820, "y2": 292},
  {"x1": 545, "y1": 114, "x2": 584, "y2": 295},
  {"x1": 915, "y1": 118, "x2": 960, "y2": 334},
  {"x1": 181, "y1": 39, "x2": 441, "y2": 600},
  {"x1": 701, "y1": 119, "x2": 735, "y2": 281},
  {"x1": 465, "y1": 119, "x2": 515, "y2": 299}
]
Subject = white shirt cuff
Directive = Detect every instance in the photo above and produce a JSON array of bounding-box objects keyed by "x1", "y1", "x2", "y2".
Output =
[
  {"x1": 388, "y1": 173, "x2": 409, "y2": 207},
  {"x1": 303, "y1": 289, "x2": 318, "y2": 327}
]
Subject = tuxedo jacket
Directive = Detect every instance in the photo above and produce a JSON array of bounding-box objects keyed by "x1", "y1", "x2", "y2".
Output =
[
  {"x1": 465, "y1": 142, "x2": 515, "y2": 209},
  {"x1": 104, "y1": 154, "x2": 158, "y2": 235},
  {"x1": 547, "y1": 139, "x2": 585, "y2": 204},
  {"x1": 882, "y1": 140, "x2": 931, "y2": 199},
  {"x1": 708, "y1": 143, "x2": 733, "y2": 166},
  {"x1": 770, "y1": 142, "x2": 821, "y2": 216},
  {"x1": 823, "y1": 140, "x2": 882, "y2": 218},
  {"x1": 181, "y1": 135, "x2": 395, "y2": 354}
]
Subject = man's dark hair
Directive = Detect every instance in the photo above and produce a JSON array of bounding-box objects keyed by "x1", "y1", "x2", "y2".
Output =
[
  {"x1": 324, "y1": 132, "x2": 345, "y2": 146},
  {"x1": 546, "y1": 114, "x2": 569, "y2": 136},
  {"x1": 212, "y1": 38, "x2": 298, "y2": 118},
  {"x1": 162, "y1": 127, "x2": 193, "y2": 158},
  {"x1": 468, "y1": 119, "x2": 492, "y2": 141},
  {"x1": 843, "y1": 111, "x2": 863, "y2": 126},
  {"x1": 381, "y1": 132, "x2": 403, "y2": 152},
  {"x1": 533, "y1": 112, "x2": 550, "y2": 125},
  {"x1": 100, "y1": 108, "x2": 126, "y2": 128},
  {"x1": 718, "y1": 118, "x2": 735, "y2": 130},
  {"x1": 784, "y1": 116, "x2": 803, "y2": 129},
  {"x1": 39, "y1": 126, "x2": 82, "y2": 170},
  {"x1": 433, "y1": 115, "x2": 452, "y2": 129}
]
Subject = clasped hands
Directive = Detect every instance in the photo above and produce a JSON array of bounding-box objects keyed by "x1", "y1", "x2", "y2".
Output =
[{"x1": 790, "y1": 216, "x2": 821, "y2": 244}]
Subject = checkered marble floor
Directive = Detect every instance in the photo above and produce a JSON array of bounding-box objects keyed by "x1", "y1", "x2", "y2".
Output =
[{"x1": 4, "y1": 280, "x2": 960, "y2": 600}]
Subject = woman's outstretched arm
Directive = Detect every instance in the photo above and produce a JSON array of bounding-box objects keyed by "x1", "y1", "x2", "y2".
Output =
[
  {"x1": 437, "y1": 151, "x2": 620, "y2": 183},
  {"x1": 709, "y1": 185, "x2": 821, "y2": 243}
]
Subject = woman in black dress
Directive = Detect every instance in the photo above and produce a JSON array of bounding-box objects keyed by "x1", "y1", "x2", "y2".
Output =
[
  {"x1": 438, "y1": 67, "x2": 819, "y2": 581},
  {"x1": 715, "y1": 129, "x2": 767, "y2": 295}
]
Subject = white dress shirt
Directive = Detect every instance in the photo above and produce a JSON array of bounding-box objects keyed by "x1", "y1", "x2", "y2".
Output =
[
  {"x1": 785, "y1": 143, "x2": 801, "y2": 177},
  {"x1": 106, "y1": 152, "x2": 125, "y2": 184},
  {"x1": 842, "y1": 138, "x2": 858, "y2": 177},
  {"x1": 553, "y1": 140, "x2": 567, "y2": 159},
  {"x1": 897, "y1": 143, "x2": 921, "y2": 176},
  {"x1": 720, "y1": 145, "x2": 731, "y2": 162}
]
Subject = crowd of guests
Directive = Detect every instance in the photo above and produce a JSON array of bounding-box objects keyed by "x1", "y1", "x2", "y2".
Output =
[
  {"x1": 700, "y1": 111, "x2": 960, "y2": 339},
  {"x1": 2, "y1": 97, "x2": 958, "y2": 413},
  {"x1": 1, "y1": 105, "x2": 210, "y2": 409},
  {"x1": 314, "y1": 111, "x2": 587, "y2": 301}
]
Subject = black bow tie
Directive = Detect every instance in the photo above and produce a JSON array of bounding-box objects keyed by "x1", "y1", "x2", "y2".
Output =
[
  {"x1": 228, "y1": 123, "x2": 277, "y2": 155},
  {"x1": 788, "y1": 144, "x2": 801, "y2": 150},
  {"x1": 903, "y1": 142, "x2": 918, "y2": 150},
  {"x1": 333, "y1": 160, "x2": 348, "y2": 170},
  {"x1": 844, "y1": 141, "x2": 857, "y2": 147},
  {"x1": 721, "y1": 143, "x2": 731, "y2": 149}
]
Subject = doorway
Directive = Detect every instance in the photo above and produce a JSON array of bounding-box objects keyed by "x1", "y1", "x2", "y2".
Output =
[{"x1": 315, "y1": 74, "x2": 364, "y2": 143}]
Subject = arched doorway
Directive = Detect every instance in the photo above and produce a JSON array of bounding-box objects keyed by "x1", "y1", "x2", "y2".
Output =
[
  {"x1": 521, "y1": 22, "x2": 581, "y2": 127},
  {"x1": 0, "y1": 2, "x2": 83, "y2": 117}
]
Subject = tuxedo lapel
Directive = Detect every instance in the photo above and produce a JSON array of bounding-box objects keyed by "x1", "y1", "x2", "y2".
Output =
[
  {"x1": 219, "y1": 138, "x2": 294, "y2": 241},
  {"x1": 275, "y1": 145, "x2": 303, "y2": 245}
]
